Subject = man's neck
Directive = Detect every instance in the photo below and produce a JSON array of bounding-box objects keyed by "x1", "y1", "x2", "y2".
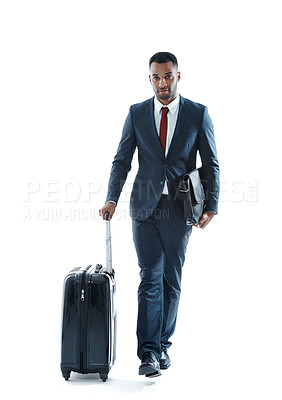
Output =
[{"x1": 156, "y1": 93, "x2": 178, "y2": 106}]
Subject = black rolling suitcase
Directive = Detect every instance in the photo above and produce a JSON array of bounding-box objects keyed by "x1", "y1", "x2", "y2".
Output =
[{"x1": 60, "y1": 213, "x2": 116, "y2": 382}]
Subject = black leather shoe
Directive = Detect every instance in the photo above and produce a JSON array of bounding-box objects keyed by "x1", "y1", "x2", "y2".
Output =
[
  {"x1": 159, "y1": 347, "x2": 171, "y2": 369},
  {"x1": 139, "y1": 352, "x2": 161, "y2": 377}
]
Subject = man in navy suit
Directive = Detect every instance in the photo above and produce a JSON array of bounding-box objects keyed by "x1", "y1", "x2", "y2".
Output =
[{"x1": 99, "y1": 52, "x2": 220, "y2": 377}]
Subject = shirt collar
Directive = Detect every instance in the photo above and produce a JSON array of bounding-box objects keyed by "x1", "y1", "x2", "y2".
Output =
[{"x1": 154, "y1": 94, "x2": 180, "y2": 115}]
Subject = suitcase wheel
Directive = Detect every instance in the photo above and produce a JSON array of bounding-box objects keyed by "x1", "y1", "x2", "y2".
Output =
[
  {"x1": 99, "y1": 373, "x2": 108, "y2": 382},
  {"x1": 62, "y1": 370, "x2": 71, "y2": 381}
]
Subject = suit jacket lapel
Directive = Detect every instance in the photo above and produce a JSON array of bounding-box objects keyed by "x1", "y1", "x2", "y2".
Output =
[
  {"x1": 146, "y1": 97, "x2": 165, "y2": 158},
  {"x1": 166, "y1": 95, "x2": 189, "y2": 160}
]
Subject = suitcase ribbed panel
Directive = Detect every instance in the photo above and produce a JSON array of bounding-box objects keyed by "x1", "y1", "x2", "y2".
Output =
[
  {"x1": 87, "y1": 274, "x2": 111, "y2": 367},
  {"x1": 61, "y1": 275, "x2": 78, "y2": 365}
]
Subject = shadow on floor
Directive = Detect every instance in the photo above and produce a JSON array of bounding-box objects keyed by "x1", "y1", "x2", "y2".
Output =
[{"x1": 66, "y1": 372, "x2": 156, "y2": 395}]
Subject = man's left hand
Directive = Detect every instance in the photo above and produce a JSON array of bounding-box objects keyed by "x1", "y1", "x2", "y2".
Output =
[{"x1": 195, "y1": 211, "x2": 216, "y2": 229}]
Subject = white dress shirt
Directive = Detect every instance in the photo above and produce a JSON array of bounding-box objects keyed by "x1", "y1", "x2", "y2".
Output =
[{"x1": 154, "y1": 94, "x2": 180, "y2": 194}]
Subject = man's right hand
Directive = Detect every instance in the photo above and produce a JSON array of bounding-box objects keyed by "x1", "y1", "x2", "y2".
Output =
[{"x1": 99, "y1": 202, "x2": 116, "y2": 221}]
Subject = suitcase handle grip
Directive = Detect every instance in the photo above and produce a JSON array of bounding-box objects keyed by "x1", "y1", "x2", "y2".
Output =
[{"x1": 105, "y1": 212, "x2": 110, "y2": 221}]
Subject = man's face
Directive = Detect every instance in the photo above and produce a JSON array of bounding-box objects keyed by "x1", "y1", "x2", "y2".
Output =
[{"x1": 149, "y1": 61, "x2": 181, "y2": 105}]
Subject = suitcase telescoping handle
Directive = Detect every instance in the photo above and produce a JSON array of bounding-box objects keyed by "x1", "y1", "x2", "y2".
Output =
[{"x1": 104, "y1": 212, "x2": 112, "y2": 274}]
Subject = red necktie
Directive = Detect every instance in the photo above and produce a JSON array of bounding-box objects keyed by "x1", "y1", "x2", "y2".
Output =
[{"x1": 159, "y1": 107, "x2": 169, "y2": 153}]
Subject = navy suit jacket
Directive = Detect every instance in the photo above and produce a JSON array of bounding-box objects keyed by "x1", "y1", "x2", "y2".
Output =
[{"x1": 106, "y1": 95, "x2": 220, "y2": 222}]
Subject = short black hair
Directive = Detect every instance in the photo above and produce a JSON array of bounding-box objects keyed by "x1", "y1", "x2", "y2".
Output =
[{"x1": 149, "y1": 52, "x2": 178, "y2": 69}]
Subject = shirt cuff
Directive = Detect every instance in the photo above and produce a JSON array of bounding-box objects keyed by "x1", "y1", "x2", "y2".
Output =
[{"x1": 106, "y1": 200, "x2": 116, "y2": 206}]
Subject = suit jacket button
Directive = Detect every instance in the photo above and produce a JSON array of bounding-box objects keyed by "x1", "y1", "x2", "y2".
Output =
[{"x1": 160, "y1": 181, "x2": 164, "y2": 185}]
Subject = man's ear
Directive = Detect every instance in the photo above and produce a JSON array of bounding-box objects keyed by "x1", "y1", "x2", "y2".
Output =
[
  {"x1": 177, "y1": 71, "x2": 181, "y2": 82},
  {"x1": 149, "y1": 75, "x2": 152, "y2": 83}
]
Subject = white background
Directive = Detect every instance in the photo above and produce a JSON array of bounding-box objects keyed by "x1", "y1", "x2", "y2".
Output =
[{"x1": 1, "y1": 1, "x2": 281, "y2": 399}]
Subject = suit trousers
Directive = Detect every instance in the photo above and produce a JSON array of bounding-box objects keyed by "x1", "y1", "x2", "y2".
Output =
[{"x1": 132, "y1": 195, "x2": 192, "y2": 360}]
